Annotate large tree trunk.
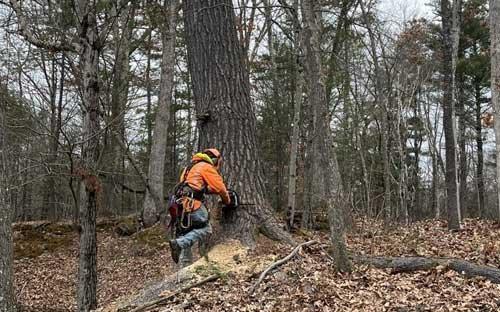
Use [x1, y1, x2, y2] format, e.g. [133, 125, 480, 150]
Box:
[142, 0, 179, 228]
[441, 0, 461, 230]
[76, 1, 100, 310]
[0, 97, 16, 312]
[301, 0, 351, 271]
[182, 0, 294, 247]
[491, 0, 500, 221]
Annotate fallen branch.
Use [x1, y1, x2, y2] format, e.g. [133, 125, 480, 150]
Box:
[249, 240, 317, 295]
[125, 274, 219, 312]
[353, 255, 500, 283]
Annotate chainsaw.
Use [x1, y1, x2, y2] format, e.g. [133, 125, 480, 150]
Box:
[223, 189, 255, 210]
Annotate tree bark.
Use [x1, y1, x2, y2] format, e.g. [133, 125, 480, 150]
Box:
[395, 76, 409, 224]
[43, 57, 60, 221]
[441, 0, 461, 230]
[0, 94, 16, 312]
[76, 1, 100, 309]
[474, 84, 485, 216]
[182, 0, 294, 247]
[286, 0, 303, 229]
[142, 0, 179, 228]
[491, 0, 500, 221]
[411, 83, 424, 220]
[456, 9, 467, 216]
[457, 77, 467, 215]
[301, 0, 351, 271]
[145, 35, 153, 159]
[354, 255, 500, 284]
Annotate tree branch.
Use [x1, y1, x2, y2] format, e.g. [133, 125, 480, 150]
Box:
[9, 0, 78, 52]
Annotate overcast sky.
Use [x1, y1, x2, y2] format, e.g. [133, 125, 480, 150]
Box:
[379, 0, 435, 23]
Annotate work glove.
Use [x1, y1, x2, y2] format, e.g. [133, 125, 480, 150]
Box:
[224, 189, 238, 210]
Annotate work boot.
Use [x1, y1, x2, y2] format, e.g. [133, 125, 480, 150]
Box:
[169, 239, 181, 263]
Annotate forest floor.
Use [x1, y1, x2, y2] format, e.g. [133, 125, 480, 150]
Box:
[13, 217, 500, 311]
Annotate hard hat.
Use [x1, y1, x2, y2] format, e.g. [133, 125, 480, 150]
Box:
[203, 148, 221, 159]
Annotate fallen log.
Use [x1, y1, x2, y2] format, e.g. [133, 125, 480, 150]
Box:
[127, 274, 219, 312]
[353, 255, 500, 283]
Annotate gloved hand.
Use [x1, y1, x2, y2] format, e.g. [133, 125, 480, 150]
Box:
[224, 190, 238, 210]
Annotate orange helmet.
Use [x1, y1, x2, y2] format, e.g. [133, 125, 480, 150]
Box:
[204, 148, 222, 168]
[203, 148, 221, 159]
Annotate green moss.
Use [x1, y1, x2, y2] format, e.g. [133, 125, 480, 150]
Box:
[45, 223, 74, 233]
[134, 225, 167, 249]
[14, 225, 74, 259]
[193, 262, 228, 280]
[96, 219, 120, 231]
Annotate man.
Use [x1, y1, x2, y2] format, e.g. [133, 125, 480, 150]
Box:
[169, 148, 231, 266]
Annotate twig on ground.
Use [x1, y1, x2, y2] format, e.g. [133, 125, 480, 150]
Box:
[318, 244, 335, 263]
[249, 240, 317, 295]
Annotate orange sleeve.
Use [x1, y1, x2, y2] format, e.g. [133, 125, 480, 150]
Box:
[179, 167, 187, 182]
[201, 165, 230, 204]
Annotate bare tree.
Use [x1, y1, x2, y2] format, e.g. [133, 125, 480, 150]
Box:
[102, 1, 136, 216]
[474, 83, 486, 215]
[441, 0, 462, 230]
[142, 0, 179, 227]
[8, 0, 122, 308]
[491, 0, 500, 220]
[0, 87, 16, 312]
[301, 0, 351, 271]
[285, 0, 303, 229]
[74, 0, 101, 308]
[359, 0, 392, 220]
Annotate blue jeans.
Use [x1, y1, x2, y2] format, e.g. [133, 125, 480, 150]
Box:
[175, 205, 211, 266]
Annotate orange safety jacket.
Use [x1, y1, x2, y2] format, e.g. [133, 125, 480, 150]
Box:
[179, 153, 230, 212]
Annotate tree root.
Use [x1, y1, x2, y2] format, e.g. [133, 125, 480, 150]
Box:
[259, 212, 297, 246]
[353, 255, 500, 283]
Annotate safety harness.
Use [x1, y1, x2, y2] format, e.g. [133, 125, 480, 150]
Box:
[167, 158, 249, 237]
[168, 161, 209, 236]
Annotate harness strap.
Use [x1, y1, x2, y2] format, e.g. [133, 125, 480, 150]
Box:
[180, 207, 192, 229]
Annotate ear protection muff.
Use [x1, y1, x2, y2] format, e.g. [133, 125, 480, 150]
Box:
[211, 157, 219, 166]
